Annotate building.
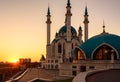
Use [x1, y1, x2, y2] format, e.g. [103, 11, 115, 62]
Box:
[19, 58, 31, 64]
[19, 58, 31, 69]
[40, 55, 46, 68]
[45, 0, 84, 70]
[43, 0, 120, 77]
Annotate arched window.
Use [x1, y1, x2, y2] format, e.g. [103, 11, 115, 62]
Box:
[74, 48, 85, 60]
[58, 43, 62, 53]
[78, 51, 85, 60]
[78, 51, 81, 60]
[93, 44, 117, 60]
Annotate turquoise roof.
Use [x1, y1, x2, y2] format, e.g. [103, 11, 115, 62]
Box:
[59, 25, 77, 34]
[78, 33, 120, 58]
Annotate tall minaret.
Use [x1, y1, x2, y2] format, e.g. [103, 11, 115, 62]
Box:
[83, 6, 89, 42]
[46, 7, 51, 58]
[65, 0, 72, 61]
[66, 0, 72, 41]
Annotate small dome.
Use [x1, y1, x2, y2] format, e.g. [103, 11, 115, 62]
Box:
[79, 26, 82, 31]
[58, 25, 77, 34]
[78, 33, 120, 58]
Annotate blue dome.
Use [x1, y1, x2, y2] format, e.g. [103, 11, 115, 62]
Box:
[78, 33, 120, 58]
[59, 25, 77, 34]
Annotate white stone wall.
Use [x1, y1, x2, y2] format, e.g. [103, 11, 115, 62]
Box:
[45, 58, 59, 69]
[59, 60, 120, 77]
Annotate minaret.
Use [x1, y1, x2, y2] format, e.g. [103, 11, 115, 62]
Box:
[65, 0, 72, 61]
[83, 6, 89, 42]
[46, 7, 51, 58]
[78, 26, 83, 44]
[66, 0, 72, 41]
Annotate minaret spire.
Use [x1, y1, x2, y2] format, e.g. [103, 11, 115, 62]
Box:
[85, 5, 88, 16]
[47, 6, 50, 16]
[101, 20, 109, 34]
[83, 5, 89, 42]
[103, 20, 106, 33]
[67, 0, 71, 6]
[46, 6, 52, 58]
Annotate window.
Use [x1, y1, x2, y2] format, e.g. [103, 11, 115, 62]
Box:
[72, 43, 74, 49]
[58, 44, 62, 53]
[72, 71, 77, 76]
[93, 44, 117, 60]
[51, 64, 54, 69]
[72, 66, 77, 68]
[51, 60, 54, 63]
[77, 51, 85, 60]
[89, 66, 95, 69]
[55, 60, 58, 63]
[55, 65, 58, 69]
[48, 65, 50, 69]
[80, 66, 86, 72]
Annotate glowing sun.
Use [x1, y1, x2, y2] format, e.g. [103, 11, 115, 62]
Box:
[12, 59, 18, 63]
[8, 57, 19, 63]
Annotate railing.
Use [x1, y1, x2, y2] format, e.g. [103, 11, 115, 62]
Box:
[6, 68, 29, 82]
[74, 60, 120, 64]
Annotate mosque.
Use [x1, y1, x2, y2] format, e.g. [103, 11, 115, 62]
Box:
[41, 0, 120, 77]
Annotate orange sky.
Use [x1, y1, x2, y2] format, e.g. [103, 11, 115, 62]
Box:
[0, 0, 120, 62]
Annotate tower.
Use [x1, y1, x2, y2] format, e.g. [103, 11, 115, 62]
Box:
[83, 6, 89, 42]
[65, 0, 72, 60]
[46, 7, 51, 58]
[66, 0, 72, 41]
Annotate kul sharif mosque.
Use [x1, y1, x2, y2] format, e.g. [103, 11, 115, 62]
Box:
[41, 0, 120, 77]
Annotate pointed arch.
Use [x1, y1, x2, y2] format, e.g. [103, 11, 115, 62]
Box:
[74, 48, 86, 60]
[91, 43, 119, 60]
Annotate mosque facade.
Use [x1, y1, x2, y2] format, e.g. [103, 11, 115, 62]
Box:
[42, 0, 120, 77]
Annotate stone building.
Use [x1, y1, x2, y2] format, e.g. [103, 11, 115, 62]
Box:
[43, 0, 120, 77]
[45, 0, 84, 69]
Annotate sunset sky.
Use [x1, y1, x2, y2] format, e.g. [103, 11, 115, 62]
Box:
[0, 0, 120, 62]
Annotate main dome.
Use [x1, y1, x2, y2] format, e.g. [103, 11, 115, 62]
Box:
[78, 33, 120, 58]
[58, 25, 77, 34]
